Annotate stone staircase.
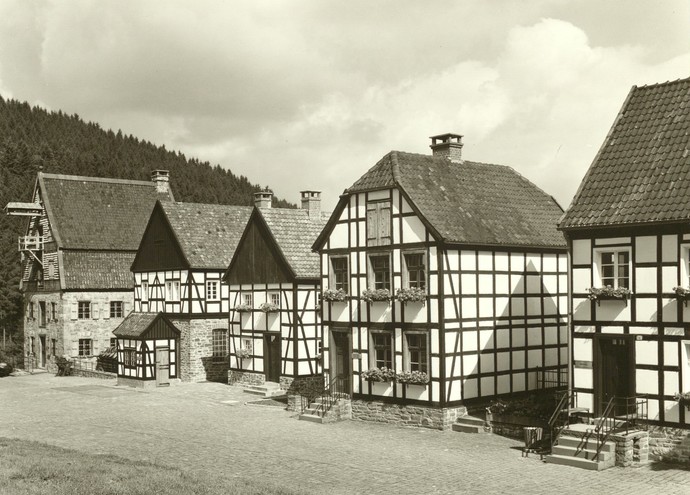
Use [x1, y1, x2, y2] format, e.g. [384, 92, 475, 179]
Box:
[452, 414, 487, 434]
[298, 397, 351, 424]
[544, 424, 617, 471]
[242, 382, 286, 398]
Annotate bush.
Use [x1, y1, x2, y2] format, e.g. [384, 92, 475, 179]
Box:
[0, 362, 13, 377]
[487, 394, 554, 421]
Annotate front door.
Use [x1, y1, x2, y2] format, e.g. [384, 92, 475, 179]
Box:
[331, 331, 351, 393]
[156, 347, 170, 387]
[39, 335, 46, 368]
[264, 333, 281, 382]
[596, 336, 634, 416]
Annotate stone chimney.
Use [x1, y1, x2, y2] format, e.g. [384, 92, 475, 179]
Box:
[429, 133, 463, 163]
[151, 170, 173, 198]
[300, 191, 321, 217]
[254, 190, 273, 209]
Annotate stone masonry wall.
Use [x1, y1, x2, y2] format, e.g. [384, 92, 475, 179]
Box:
[24, 291, 63, 373]
[351, 399, 467, 430]
[228, 370, 265, 386]
[171, 318, 228, 382]
[284, 375, 324, 412]
[648, 426, 690, 463]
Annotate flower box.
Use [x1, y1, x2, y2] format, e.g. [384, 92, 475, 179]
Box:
[361, 366, 396, 382]
[674, 392, 690, 410]
[673, 287, 690, 306]
[586, 286, 632, 306]
[235, 348, 251, 359]
[234, 304, 253, 313]
[361, 288, 391, 303]
[395, 287, 427, 304]
[395, 370, 430, 385]
[322, 289, 348, 302]
[258, 302, 279, 313]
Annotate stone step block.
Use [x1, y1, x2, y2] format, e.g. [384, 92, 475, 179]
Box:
[298, 413, 324, 424]
[543, 454, 604, 471]
[452, 423, 484, 434]
[557, 436, 615, 453]
[552, 445, 613, 462]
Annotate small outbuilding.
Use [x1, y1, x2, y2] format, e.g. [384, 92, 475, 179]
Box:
[113, 312, 180, 388]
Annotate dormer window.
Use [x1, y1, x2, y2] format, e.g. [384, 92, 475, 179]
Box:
[597, 249, 630, 289]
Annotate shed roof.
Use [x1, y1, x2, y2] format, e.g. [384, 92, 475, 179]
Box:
[113, 312, 180, 339]
[560, 77, 690, 229]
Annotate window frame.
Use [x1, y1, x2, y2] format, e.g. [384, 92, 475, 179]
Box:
[403, 331, 429, 374]
[123, 347, 136, 368]
[110, 301, 124, 319]
[366, 199, 392, 247]
[77, 301, 91, 320]
[78, 338, 92, 357]
[329, 256, 349, 293]
[369, 330, 393, 369]
[268, 292, 281, 307]
[38, 301, 46, 328]
[403, 251, 427, 290]
[368, 253, 392, 291]
[594, 247, 631, 289]
[242, 293, 253, 307]
[51, 302, 57, 322]
[141, 281, 149, 302]
[206, 280, 220, 302]
[212, 329, 228, 361]
[165, 280, 180, 302]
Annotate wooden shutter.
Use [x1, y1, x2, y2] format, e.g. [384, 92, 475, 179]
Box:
[379, 202, 391, 245]
[93, 302, 99, 320]
[70, 303, 78, 320]
[367, 203, 378, 246]
[103, 301, 110, 320]
[124, 301, 131, 316]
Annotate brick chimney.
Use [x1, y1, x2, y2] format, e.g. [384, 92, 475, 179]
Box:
[254, 190, 273, 209]
[429, 133, 463, 163]
[151, 170, 171, 195]
[300, 191, 321, 217]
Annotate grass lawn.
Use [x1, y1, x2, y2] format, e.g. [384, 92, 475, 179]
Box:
[0, 437, 299, 495]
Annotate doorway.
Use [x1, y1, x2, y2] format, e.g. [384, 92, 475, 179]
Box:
[156, 347, 170, 387]
[263, 333, 281, 383]
[39, 335, 46, 368]
[330, 330, 351, 393]
[595, 336, 635, 416]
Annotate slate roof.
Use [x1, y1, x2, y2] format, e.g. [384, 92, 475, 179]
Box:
[560, 77, 690, 229]
[258, 208, 329, 279]
[160, 202, 253, 269]
[40, 173, 173, 250]
[113, 312, 179, 338]
[340, 151, 565, 248]
[62, 251, 135, 290]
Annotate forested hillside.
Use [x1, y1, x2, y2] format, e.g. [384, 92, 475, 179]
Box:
[0, 96, 292, 346]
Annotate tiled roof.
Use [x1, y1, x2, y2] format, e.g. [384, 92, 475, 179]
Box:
[561, 77, 690, 229]
[258, 208, 329, 279]
[41, 173, 172, 250]
[161, 202, 253, 269]
[62, 251, 135, 290]
[345, 151, 565, 247]
[112, 312, 180, 338]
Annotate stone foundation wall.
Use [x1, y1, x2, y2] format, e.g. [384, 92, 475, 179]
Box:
[228, 370, 265, 386]
[610, 431, 649, 467]
[284, 375, 324, 412]
[72, 369, 116, 380]
[323, 399, 352, 423]
[351, 399, 467, 430]
[648, 426, 690, 463]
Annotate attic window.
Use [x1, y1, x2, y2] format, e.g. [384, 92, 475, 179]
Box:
[366, 200, 391, 247]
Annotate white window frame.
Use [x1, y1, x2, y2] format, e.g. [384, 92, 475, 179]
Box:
[368, 253, 392, 291]
[141, 281, 149, 302]
[329, 256, 349, 293]
[206, 280, 220, 301]
[369, 330, 393, 370]
[594, 247, 631, 289]
[78, 338, 92, 356]
[403, 330, 429, 373]
[165, 280, 180, 302]
[110, 301, 124, 319]
[241, 338, 253, 352]
[77, 301, 91, 320]
[268, 292, 281, 307]
[242, 293, 253, 307]
[212, 328, 228, 361]
[402, 251, 427, 290]
[681, 245, 690, 288]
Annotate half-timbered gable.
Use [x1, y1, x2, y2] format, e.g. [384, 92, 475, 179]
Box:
[130, 200, 252, 382]
[225, 192, 328, 396]
[313, 134, 568, 429]
[5, 171, 174, 373]
[560, 78, 690, 451]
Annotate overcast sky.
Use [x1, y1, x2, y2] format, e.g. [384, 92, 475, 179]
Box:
[0, 1, 688, 211]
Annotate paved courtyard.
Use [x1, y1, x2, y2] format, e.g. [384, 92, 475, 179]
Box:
[1, 374, 689, 494]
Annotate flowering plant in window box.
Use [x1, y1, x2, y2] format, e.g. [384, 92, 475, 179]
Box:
[361, 366, 396, 382]
[258, 302, 279, 313]
[322, 288, 348, 302]
[234, 303, 253, 312]
[674, 392, 690, 409]
[236, 348, 251, 359]
[672, 287, 690, 306]
[361, 288, 392, 303]
[395, 287, 427, 304]
[395, 370, 430, 385]
[586, 286, 632, 305]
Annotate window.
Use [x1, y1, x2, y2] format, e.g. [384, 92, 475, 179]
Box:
[371, 332, 393, 369]
[366, 200, 391, 246]
[123, 348, 136, 368]
[110, 338, 117, 348]
[141, 281, 149, 302]
[330, 257, 349, 293]
[212, 329, 228, 361]
[165, 281, 180, 302]
[242, 338, 253, 351]
[405, 332, 428, 373]
[29, 336, 35, 355]
[369, 254, 391, 290]
[39, 301, 46, 328]
[404, 252, 426, 289]
[110, 301, 124, 318]
[78, 339, 92, 356]
[599, 250, 630, 288]
[51, 302, 57, 321]
[51, 339, 57, 357]
[206, 280, 220, 301]
[269, 292, 280, 306]
[28, 302, 35, 320]
[78, 301, 91, 319]
[242, 293, 253, 307]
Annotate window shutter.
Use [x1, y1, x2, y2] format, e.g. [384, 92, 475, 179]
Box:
[379, 203, 391, 245]
[70, 303, 78, 320]
[93, 302, 99, 320]
[124, 301, 131, 316]
[103, 301, 110, 320]
[367, 204, 378, 246]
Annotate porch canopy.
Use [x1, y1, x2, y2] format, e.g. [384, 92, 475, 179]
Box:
[113, 312, 180, 340]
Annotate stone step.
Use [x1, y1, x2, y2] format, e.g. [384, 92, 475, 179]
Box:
[452, 423, 484, 434]
[303, 406, 325, 417]
[456, 415, 486, 427]
[543, 454, 604, 471]
[557, 435, 615, 453]
[552, 445, 613, 462]
[242, 384, 286, 398]
[298, 413, 324, 424]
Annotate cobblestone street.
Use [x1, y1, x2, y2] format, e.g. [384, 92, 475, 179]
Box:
[1, 374, 689, 494]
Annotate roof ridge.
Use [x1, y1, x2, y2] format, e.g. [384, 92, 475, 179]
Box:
[164, 201, 254, 210]
[40, 172, 155, 187]
[634, 76, 690, 90]
[390, 151, 401, 184]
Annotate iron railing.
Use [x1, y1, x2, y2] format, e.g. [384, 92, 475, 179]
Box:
[300, 374, 350, 417]
[537, 368, 568, 390]
[594, 396, 648, 460]
[548, 390, 578, 448]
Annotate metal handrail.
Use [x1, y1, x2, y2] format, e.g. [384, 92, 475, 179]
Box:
[300, 374, 350, 417]
[548, 390, 578, 448]
[593, 397, 616, 460]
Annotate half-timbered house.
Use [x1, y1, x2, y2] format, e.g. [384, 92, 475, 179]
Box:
[224, 191, 328, 400]
[127, 200, 252, 383]
[5, 171, 174, 372]
[559, 78, 690, 461]
[312, 134, 568, 429]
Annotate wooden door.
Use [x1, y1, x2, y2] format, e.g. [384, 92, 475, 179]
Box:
[331, 331, 351, 393]
[596, 337, 634, 416]
[156, 347, 170, 387]
[264, 334, 281, 383]
[39, 335, 46, 368]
